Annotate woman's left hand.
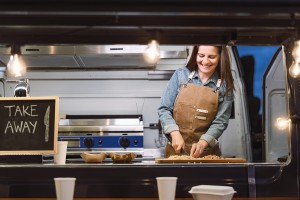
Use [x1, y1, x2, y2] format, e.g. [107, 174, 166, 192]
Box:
[190, 140, 209, 158]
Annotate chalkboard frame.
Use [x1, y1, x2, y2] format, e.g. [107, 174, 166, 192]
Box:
[0, 96, 59, 154]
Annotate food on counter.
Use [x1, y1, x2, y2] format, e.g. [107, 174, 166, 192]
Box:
[81, 152, 107, 163]
[167, 155, 193, 160]
[109, 152, 137, 163]
[201, 155, 225, 159]
[156, 155, 246, 163]
[167, 155, 225, 160]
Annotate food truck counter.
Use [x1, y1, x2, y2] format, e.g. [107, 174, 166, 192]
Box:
[0, 198, 297, 200]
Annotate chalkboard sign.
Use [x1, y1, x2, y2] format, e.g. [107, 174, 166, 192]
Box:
[0, 96, 59, 154]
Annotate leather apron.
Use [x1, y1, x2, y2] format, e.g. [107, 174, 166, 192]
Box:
[165, 71, 221, 158]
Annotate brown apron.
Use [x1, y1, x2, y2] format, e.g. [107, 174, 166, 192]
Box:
[165, 71, 221, 158]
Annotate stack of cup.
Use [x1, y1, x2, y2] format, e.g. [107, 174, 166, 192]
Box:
[54, 141, 68, 165]
[54, 177, 76, 200]
[156, 177, 178, 200]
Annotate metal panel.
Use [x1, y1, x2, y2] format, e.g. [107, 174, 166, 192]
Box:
[0, 45, 188, 69]
[218, 47, 252, 161]
[264, 49, 288, 163]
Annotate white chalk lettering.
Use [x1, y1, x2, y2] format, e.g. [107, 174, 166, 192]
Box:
[15, 106, 22, 116]
[29, 121, 37, 133]
[14, 121, 23, 133]
[30, 105, 38, 116]
[4, 121, 38, 134]
[22, 122, 30, 133]
[4, 105, 15, 117]
[4, 121, 14, 134]
[4, 105, 39, 117]
[22, 105, 30, 116]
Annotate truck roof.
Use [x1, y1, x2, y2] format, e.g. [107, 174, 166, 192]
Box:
[0, 0, 299, 45]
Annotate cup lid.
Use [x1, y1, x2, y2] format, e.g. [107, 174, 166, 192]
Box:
[156, 177, 178, 180]
[54, 177, 76, 181]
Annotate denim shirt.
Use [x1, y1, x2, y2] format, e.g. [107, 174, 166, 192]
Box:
[157, 67, 234, 147]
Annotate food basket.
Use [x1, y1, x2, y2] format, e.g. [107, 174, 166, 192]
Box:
[80, 152, 107, 163]
[109, 152, 137, 163]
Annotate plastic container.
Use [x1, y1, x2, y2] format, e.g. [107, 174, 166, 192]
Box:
[189, 185, 236, 200]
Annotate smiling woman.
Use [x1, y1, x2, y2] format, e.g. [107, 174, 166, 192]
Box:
[158, 45, 234, 158]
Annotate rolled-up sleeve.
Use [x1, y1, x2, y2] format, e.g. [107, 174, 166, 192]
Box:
[157, 69, 182, 134]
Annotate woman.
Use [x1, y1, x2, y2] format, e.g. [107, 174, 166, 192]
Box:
[158, 45, 234, 158]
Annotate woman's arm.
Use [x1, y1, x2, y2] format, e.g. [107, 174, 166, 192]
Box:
[200, 91, 234, 147]
[157, 69, 182, 134]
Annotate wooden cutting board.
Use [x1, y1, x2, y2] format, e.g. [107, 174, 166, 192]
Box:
[155, 157, 246, 163]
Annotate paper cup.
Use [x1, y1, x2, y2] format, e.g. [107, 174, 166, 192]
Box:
[54, 177, 76, 200]
[156, 177, 177, 200]
[54, 141, 68, 165]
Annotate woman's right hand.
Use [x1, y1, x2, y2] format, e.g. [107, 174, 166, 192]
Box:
[170, 131, 185, 153]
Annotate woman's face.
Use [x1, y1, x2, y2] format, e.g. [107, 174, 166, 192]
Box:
[196, 46, 220, 77]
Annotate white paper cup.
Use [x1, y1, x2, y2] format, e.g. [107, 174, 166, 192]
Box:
[54, 177, 76, 200]
[54, 141, 68, 164]
[156, 177, 177, 200]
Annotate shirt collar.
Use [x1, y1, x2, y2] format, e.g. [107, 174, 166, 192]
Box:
[194, 70, 219, 85]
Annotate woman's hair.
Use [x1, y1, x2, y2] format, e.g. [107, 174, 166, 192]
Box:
[186, 45, 235, 95]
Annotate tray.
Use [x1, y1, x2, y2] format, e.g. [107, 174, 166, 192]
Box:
[155, 157, 246, 163]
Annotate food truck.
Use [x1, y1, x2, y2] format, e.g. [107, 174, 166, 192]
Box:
[0, 0, 298, 199]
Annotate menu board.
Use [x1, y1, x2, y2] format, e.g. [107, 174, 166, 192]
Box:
[0, 96, 59, 154]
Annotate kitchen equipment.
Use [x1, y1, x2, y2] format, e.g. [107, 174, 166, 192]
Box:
[189, 185, 236, 200]
[58, 115, 144, 156]
[14, 80, 30, 97]
[0, 45, 188, 70]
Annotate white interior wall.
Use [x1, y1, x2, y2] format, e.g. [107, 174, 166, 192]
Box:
[4, 71, 168, 148]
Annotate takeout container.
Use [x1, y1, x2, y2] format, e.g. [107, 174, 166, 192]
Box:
[189, 185, 236, 200]
[80, 152, 107, 163]
[109, 152, 137, 163]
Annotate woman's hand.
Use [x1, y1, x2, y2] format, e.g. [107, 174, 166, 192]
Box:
[170, 131, 185, 153]
[190, 139, 209, 158]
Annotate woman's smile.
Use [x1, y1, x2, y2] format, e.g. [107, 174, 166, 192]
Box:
[197, 46, 220, 82]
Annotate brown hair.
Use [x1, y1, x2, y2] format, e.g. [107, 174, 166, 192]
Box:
[186, 45, 235, 95]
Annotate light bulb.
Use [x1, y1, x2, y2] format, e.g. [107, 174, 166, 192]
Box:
[289, 58, 300, 78]
[275, 117, 291, 130]
[7, 54, 26, 78]
[290, 41, 300, 78]
[143, 40, 160, 64]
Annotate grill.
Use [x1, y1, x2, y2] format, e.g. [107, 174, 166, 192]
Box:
[58, 115, 144, 156]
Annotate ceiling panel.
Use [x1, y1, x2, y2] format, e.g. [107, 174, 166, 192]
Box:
[0, 0, 298, 45]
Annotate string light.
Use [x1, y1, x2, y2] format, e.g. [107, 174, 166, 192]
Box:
[289, 58, 300, 78]
[6, 44, 26, 78]
[275, 117, 291, 130]
[143, 40, 160, 64]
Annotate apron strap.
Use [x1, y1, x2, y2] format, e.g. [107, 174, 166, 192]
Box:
[213, 79, 222, 93]
[183, 71, 196, 87]
[184, 71, 222, 93]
